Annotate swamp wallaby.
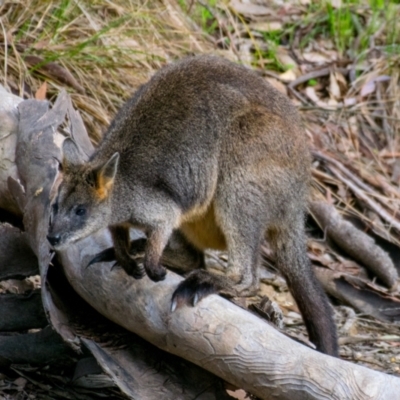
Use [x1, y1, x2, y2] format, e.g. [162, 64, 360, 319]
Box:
[47, 55, 338, 356]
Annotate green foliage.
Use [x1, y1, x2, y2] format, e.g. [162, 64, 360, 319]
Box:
[178, 0, 219, 34]
[299, 0, 400, 56]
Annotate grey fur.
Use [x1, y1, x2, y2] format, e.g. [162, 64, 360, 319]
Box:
[48, 55, 338, 356]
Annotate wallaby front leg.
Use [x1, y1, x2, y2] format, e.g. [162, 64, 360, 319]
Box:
[110, 224, 145, 279]
[144, 225, 173, 281]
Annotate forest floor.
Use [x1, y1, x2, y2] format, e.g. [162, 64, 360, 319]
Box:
[1, 0, 400, 399]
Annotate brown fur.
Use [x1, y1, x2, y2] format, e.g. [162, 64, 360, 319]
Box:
[180, 203, 226, 251]
[48, 55, 338, 356]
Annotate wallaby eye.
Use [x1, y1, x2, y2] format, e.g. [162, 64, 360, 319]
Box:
[76, 207, 86, 216]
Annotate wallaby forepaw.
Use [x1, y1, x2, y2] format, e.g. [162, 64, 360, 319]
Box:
[170, 270, 219, 312]
[128, 238, 147, 256]
[126, 264, 146, 279]
[115, 258, 145, 279]
[146, 264, 167, 282]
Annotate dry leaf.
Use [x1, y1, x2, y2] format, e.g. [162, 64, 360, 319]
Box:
[14, 377, 27, 389]
[276, 48, 298, 72]
[344, 97, 357, 106]
[331, 0, 342, 8]
[305, 86, 321, 103]
[302, 52, 330, 64]
[230, 0, 272, 16]
[329, 72, 341, 100]
[360, 75, 390, 97]
[35, 81, 47, 100]
[250, 21, 283, 32]
[360, 80, 377, 97]
[33, 39, 50, 50]
[279, 69, 296, 82]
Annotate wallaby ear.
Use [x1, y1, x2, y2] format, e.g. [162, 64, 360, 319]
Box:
[93, 152, 120, 200]
[62, 138, 84, 168]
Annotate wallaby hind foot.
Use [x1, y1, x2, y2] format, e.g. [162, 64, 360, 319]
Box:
[171, 269, 258, 312]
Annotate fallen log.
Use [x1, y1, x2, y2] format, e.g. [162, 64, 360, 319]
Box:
[310, 201, 399, 288]
[2, 87, 400, 399]
[60, 232, 400, 400]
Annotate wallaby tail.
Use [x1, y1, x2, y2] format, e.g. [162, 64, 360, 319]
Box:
[269, 220, 338, 357]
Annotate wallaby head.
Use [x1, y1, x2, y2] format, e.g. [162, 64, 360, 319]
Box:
[47, 139, 119, 249]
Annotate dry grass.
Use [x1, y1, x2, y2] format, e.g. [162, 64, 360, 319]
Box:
[0, 0, 215, 141]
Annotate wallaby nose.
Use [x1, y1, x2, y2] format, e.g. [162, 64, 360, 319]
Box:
[47, 234, 61, 247]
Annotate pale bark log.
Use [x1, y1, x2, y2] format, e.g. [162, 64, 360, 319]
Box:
[2, 86, 400, 399]
[59, 235, 400, 400]
[310, 201, 398, 288]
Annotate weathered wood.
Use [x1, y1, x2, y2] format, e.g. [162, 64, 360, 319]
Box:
[2, 87, 400, 399]
[0, 326, 74, 367]
[311, 201, 398, 288]
[0, 224, 39, 280]
[0, 290, 47, 331]
[59, 233, 400, 400]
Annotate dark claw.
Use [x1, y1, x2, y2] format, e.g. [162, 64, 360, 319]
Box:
[86, 247, 115, 269]
[86, 238, 147, 269]
[110, 261, 121, 271]
[128, 265, 146, 279]
[170, 271, 219, 312]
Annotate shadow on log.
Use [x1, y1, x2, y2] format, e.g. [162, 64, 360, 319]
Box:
[0, 290, 47, 331]
[0, 326, 74, 368]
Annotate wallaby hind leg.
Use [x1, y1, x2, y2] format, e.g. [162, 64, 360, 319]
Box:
[268, 214, 338, 357]
[162, 230, 205, 273]
[172, 188, 264, 309]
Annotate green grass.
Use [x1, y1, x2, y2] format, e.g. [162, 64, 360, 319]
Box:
[1, 0, 210, 140]
[299, 0, 400, 57]
[251, 0, 400, 68]
[178, 0, 219, 35]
